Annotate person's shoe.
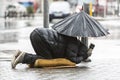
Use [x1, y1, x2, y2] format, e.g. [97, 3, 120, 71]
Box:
[87, 43, 95, 57]
[11, 50, 21, 68]
[11, 52, 26, 69]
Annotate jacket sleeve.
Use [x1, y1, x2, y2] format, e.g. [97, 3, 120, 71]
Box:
[66, 43, 83, 64]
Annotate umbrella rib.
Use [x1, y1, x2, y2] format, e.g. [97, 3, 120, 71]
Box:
[91, 19, 108, 36]
[70, 13, 80, 36]
[63, 15, 77, 35]
[85, 13, 108, 37]
[83, 13, 87, 37]
[52, 13, 78, 34]
[86, 16, 98, 36]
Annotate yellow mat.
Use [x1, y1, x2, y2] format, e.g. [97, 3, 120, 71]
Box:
[29, 58, 76, 68]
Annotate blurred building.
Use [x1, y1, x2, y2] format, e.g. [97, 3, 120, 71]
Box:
[0, 0, 22, 17]
[95, 0, 120, 16]
[0, 0, 10, 17]
[36, 0, 70, 13]
[17, 0, 38, 13]
[0, 0, 119, 17]
[67, 0, 119, 17]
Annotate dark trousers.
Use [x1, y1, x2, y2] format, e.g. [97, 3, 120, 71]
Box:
[30, 29, 52, 59]
[22, 30, 52, 64]
[22, 53, 43, 64]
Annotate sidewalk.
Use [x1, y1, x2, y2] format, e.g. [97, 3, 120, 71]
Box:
[0, 58, 120, 80]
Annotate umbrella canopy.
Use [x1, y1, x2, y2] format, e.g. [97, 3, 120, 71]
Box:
[52, 11, 109, 37]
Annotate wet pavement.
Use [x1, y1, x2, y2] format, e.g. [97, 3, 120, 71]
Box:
[0, 15, 120, 80]
[1, 58, 120, 80]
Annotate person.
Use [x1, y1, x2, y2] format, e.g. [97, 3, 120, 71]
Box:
[11, 28, 95, 69]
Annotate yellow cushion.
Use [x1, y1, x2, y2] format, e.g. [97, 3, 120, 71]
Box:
[33, 58, 76, 68]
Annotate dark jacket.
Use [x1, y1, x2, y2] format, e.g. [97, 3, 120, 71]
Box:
[31, 28, 88, 64]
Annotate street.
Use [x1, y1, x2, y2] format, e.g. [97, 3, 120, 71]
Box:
[0, 14, 120, 80]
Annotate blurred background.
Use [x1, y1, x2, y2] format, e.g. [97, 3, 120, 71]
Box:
[0, 0, 120, 18]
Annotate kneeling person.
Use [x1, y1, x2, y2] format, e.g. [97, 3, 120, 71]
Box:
[11, 28, 95, 69]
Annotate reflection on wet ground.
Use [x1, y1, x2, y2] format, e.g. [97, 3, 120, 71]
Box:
[0, 32, 18, 43]
[1, 58, 120, 80]
[0, 18, 35, 43]
[0, 19, 17, 43]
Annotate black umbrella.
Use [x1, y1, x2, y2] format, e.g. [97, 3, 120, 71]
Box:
[51, 11, 109, 37]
